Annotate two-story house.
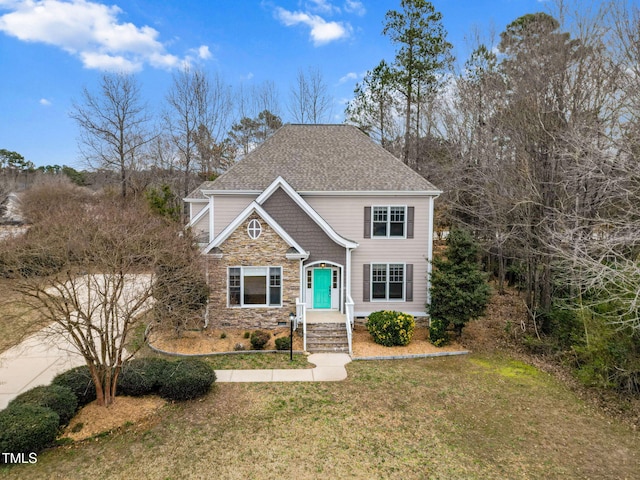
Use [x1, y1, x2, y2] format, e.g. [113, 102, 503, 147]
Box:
[185, 124, 441, 352]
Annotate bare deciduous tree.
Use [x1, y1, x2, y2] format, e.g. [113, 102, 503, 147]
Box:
[70, 73, 152, 200]
[3, 189, 206, 407]
[288, 67, 333, 124]
[164, 67, 234, 197]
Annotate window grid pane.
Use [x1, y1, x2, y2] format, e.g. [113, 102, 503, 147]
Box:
[389, 206, 405, 236]
[373, 207, 387, 222]
[269, 267, 281, 287]
[269, 267, 282, 306]
[389, 264, 404, 283]
[372, 265, 387, 282]
[229, 268, 241, 306]
[372, 264, 387, 299]
[371, 264, 405, 301]
[390, 207, 405, 222]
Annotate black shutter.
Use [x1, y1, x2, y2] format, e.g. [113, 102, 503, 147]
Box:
[364, 206, 371, 239]
[363, 264, 370, 302]
[405, 264, 413, 301]
[407, 207, 414, 239]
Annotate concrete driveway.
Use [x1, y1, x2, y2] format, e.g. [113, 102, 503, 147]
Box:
[0, 326, 85, 410]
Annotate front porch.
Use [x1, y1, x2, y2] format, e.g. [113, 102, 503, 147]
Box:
[306, 310, 345, 323]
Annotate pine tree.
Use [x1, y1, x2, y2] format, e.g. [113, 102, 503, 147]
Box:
[428, 228, 491, 343]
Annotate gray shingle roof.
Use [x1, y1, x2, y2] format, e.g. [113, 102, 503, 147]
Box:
[187, 124, 440, 199]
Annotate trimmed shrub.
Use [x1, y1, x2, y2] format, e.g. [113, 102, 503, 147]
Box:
[366, 310, 415, 347]
[158, 358, 216, 401]
[275, 336, 291, 351]
[0, 404, 59, 458]
[117, 358, 171, 397]
[52, 366, 97, 407]
[429, 317, 449, 347]
[9, 384, 77, 426]
[250, 330, 270, 350]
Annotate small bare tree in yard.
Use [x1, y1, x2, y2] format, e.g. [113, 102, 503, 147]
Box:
[2, 185, 206, 407]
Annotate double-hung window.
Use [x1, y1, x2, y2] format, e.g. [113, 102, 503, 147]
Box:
[228, 266, 282, 307]
[371, 263, 405, 301]
[372, 206, 406, 238]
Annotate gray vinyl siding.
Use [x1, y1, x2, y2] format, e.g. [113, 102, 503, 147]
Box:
[262, 188, 346, 267]
[305, 194, 433, 315]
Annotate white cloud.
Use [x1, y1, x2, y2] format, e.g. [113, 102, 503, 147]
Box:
[338, 71, 357, 84]
[343, 0, 365, 16]
[197, 45, 211, 60]
[275, 6, 350, 46]
[0, 0, 207, 72]
[306, 0, 338, 15]
[39, 98, 52, 106]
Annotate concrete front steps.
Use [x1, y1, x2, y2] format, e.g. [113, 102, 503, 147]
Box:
[306, 322, 349, 353]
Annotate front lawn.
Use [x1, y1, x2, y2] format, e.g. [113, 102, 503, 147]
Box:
[2, 353, 638, 479]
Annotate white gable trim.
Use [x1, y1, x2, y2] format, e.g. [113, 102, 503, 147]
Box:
[203, 202, 308, 257]
[255, 176, 359, 249]
[186, 202, 209, 229]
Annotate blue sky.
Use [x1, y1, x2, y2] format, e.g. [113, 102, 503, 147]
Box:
[0, 0, 551, 168]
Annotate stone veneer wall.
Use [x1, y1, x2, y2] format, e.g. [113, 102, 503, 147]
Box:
[205, 213, 300, 330]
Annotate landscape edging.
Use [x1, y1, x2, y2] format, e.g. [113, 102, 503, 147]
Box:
[351, 350, 470, 361]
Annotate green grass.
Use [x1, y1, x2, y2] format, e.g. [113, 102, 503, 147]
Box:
[141, 349, 313, 370]
[199, 352, 312, 370]
[2, 353, 638, 479]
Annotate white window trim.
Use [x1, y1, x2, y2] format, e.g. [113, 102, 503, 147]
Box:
[228, 266, 283, 308]
[247, 219, 262, 239]
[371, 205, 407, 239]
[370, 262, 406, 302]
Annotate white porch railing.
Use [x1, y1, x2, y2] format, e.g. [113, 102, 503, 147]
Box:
[296, 298, 307, 352]
[345, 294, 355, 355]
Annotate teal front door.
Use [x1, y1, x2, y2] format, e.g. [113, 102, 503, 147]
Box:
[313, 269, 331, 309]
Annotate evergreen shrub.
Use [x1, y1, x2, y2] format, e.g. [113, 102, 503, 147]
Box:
[117, 358, 171, 397]
[275, 336, 291, 351]
[366, 310, 415, 347]
[428, 317, 449, 347]
[0, 404, 59, 458]
[52, 366, 96, 407]
[250, 330, 271, 350]
[158, 359, 216, 401]
[9, 384, 77, 426]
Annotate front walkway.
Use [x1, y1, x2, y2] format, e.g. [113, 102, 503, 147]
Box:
[0, 329, 351, 410]
[215, 353, 350, 382]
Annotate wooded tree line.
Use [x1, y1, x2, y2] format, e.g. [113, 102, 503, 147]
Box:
[346, 0, 640, 392]
[67, 65, 335, 205]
